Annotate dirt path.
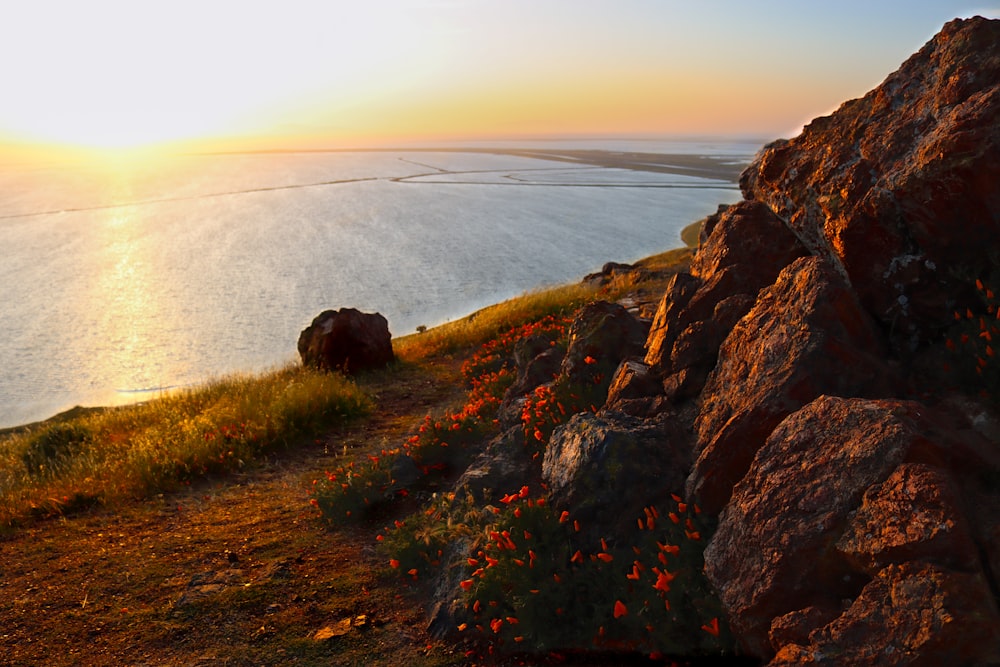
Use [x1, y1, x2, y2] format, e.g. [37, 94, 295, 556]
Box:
[0, 359, 471, 666]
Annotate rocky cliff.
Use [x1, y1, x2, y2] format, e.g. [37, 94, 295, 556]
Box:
[642, 16, 1000, 663]
[416, 16, 1000, 664]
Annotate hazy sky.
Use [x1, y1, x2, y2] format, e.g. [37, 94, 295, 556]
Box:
[1, 1, 996, 153]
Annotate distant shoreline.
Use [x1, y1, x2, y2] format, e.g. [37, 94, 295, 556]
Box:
[195, 147, 748, 184]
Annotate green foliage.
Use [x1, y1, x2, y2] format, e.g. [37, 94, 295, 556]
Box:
[520, 351, 616, 456]
[311, 447, 403, 524]
[377, 487, 734, 658]
[312, 315, 570, 525]
[454, 492, 733, 656]
[366, 307, 735, 659]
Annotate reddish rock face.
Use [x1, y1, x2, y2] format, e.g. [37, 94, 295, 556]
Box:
[703, 396, 936, 657]
[689, 200, 807, 287]
[643, 200, 807, 392]
[835, 463, 980, 574]
[644, 271, 701, 371]
[769, 562, 1000, 666]
[689, 256, 892, 514]
[741, 17, 1000, 350]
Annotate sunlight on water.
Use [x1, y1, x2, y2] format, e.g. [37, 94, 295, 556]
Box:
[0, 145, 755, 427]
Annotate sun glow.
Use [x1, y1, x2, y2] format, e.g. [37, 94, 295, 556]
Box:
[0, 2, 981, 156]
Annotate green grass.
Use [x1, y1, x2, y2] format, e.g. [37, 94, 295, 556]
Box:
[0, 364, 370, 526]
[680, 217, 704, 249]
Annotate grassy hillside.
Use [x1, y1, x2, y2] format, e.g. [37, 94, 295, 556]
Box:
[0, 229, 698, 530]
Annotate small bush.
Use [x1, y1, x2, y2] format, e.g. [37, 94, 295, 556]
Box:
[311, 447, 403, 523]
[21, 422, 93, 475]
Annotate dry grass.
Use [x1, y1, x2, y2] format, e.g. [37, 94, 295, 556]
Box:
[0, 365, 370, 527]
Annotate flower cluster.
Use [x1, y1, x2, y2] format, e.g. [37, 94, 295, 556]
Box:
[452, 490, 732, 657]
[402, 368, 513, 474]
[520, 353, 613, 455]
[312, 316, 569, 525]
[460, 315, 570, 382]
[310, 447, 402, 522]
[945, 278, 1000, 403]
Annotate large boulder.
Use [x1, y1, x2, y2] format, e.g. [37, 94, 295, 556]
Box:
[560, 301, 648, 382]
[688, 256, 893, 514]
[769, 562, 1000, 666]
[704, 396, 934, 656]
[542, 410, 691, 543]
[297, 308, 394, 374]
[741, 17, 1000, 351]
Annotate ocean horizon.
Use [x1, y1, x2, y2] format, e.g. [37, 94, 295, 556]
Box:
[0, 139, 758, 428]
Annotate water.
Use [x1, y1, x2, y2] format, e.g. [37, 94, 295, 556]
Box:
[0, 140, 756, 427]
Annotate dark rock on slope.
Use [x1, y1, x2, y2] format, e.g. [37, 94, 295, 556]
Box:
[298, 308, 394, 374]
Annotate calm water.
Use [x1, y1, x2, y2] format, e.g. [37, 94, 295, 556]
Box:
[0, 140, 756, 427]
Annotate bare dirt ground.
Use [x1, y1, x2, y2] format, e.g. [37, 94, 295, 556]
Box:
[0, 359, 473, 666]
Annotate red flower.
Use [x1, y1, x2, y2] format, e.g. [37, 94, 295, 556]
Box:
[613, 600, 628, 618]
[702, 617, 720, 636]
[653, 569, 675, 593]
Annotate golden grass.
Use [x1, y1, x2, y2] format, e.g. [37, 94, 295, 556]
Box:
[394, 282, 600, 361]
[0, 365, 369, 526]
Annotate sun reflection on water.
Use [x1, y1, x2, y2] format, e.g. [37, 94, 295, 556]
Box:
[85, 208, 187, 406]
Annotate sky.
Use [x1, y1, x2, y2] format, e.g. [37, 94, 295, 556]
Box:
[0, 0, 996, 156]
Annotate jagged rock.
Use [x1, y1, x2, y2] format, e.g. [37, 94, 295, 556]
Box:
[582, 261, 636, 286]
[688, 256, 893, 514]
[704, 396, 940, 658]
[426, 538, 475, 640]
[605, 359, 660, 404]
[506, 344, 562, 402]
[768, 605, 843, 655]
[835, 463, 980, 574]
[689, 200, 808, 292]
[450, 426, 538, 504]
[769, 562, 1000, 666]
[542, 411, 690, 542]
[644, 272, 702, 371]
[297, 308, 394, 374]
[560, 301, 648, 381]
[313, 615, 371, 641]
[741, 17, 1000, 351]
[644, 201, 806, 381]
